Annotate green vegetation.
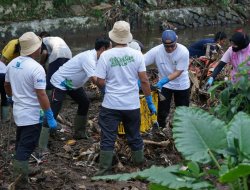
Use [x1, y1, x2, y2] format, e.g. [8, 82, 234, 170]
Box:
[209, 56, 250, 123]
[92, 59, 250, 189]
[93, 107, 250, 189]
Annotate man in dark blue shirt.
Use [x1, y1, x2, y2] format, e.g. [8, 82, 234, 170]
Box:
[189, 32, 227, 58]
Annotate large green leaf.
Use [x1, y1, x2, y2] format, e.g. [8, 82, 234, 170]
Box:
[219, 163, 250, 182]
[173, 107, 227, 163]
[227, 112, 250, 157]
[92, 165, 212, 189]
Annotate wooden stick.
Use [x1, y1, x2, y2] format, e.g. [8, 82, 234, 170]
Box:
[8, 174, 22, 190]
[143, 139, 170, 147]
[57, 114, 73, 127]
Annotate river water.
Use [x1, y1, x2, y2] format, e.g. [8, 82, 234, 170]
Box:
[62, 24, 250, 56]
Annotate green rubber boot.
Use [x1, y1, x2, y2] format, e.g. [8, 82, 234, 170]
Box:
[1, 106, 10, 122]
[95, 150, 113, 176]
[131, 149, 144, 166]
[11, 159, 30, 189]
[73, 115, 89, 140]
[38, 127, 50, 154]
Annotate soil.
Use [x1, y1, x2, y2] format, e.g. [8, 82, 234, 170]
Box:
[0, 70, 182, 190]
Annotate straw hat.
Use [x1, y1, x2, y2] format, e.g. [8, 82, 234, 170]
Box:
[19, 32, 42, 56]
[109, 21, 133, 44]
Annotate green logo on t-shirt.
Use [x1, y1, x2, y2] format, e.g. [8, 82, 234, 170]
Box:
[60, 79, 73, 90]
[110, 55, 135, 67]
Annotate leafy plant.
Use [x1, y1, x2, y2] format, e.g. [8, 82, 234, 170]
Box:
[92, 107, 250, 190]
[209, 56, 250, 123]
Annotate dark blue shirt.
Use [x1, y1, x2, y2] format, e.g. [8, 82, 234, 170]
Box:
[188, 38, 215, 57]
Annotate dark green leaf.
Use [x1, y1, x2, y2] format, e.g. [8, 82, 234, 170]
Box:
[219, 163, 250, 182]
[228, 112, 250, 157]
[173, 107, 227, 163]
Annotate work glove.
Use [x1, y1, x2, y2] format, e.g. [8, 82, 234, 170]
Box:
[44, 108, 57, 129]
[205, 77, 214, 90]
[6, 95, 13, 105]
[145, 95, 157, 114]
[156, 77, 169, 90]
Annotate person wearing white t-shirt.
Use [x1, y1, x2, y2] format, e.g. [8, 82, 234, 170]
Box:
[38, 37, 112, 152]
[4, 32, 57, 189]
[95, 21, 157, 176]
[39, 32, 72, 90]
[144, 30, 190, 128]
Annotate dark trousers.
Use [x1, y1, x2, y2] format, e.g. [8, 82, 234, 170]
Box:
[98, 106, 143, 151]
[158, 87, 190, 128]
[15, 123, 42, 161]
[49, 87, 89, 120]
[46, 58, 69, 90]
[0, 73, 8, 106]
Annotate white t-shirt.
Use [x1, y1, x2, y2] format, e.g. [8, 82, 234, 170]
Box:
[43, 37, 72, 64]
[0, 61, 6, 73]
[51, 49, 97, 90]
[144, 44, 190, 90]
[5, 56, 46, 126]
[95, 47, 146, 110]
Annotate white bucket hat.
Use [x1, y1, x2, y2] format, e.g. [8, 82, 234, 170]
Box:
[19, 32, 42, 56]
[109, 21, 133, 44]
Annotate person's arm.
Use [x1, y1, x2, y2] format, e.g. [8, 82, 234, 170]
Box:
[36, 89, 57, 128]
[90, 76, 97, 85]
[138, 71, 151, 96]
[168, 70, 183, 80]
[96, 78, 105, 88]
[139, 71, 157, 114]
[40, 49, 48, 69]
[4, 82, 12, 97]
[35, 89, 50, 110]
[211, 61, 227, 79]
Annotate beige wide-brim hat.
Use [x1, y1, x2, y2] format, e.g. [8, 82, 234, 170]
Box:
[109, 21, 133, 44]
[19, 32, 42, 56]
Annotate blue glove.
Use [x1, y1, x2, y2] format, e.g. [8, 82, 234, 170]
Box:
[205, 77, 214, 89]
[145, 95, 157, 114]
[157, 77, 169, 90]
[44, 108, 57, 129]
[6, 95, 13, 105]
[138, 80, 141, 88]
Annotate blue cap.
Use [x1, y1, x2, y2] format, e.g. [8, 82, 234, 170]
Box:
[162, 30, 177, 44]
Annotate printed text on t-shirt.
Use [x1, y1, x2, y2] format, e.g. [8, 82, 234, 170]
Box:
[110, 55, 135, 67]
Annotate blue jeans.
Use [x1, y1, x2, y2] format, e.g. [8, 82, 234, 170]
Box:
[15, 123, 42, 161]
[98, 106, 143, 151]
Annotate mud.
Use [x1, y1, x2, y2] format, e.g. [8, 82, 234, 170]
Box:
[0, 75, 181, 190]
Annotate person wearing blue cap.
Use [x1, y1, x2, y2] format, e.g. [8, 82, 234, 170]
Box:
[144, 30, 190, 128]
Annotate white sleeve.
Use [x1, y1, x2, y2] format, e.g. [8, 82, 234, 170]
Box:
[176, 50, 189, 71]
[144, 47, 157, 67]
[220, 47, 232, 64]
[95, 55, 107, 79]
[33, 66, 46, 89]
[138, 53, 146, 72]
